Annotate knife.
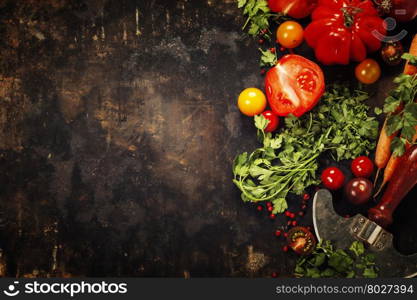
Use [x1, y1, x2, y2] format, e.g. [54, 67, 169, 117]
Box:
[313, 189, 417, 278]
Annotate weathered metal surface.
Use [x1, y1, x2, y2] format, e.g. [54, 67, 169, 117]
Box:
[0, 0, 416, 277]
[313, 190, 417, 278]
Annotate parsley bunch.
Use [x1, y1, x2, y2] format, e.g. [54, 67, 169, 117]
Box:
[383, 73, 417, 157]
[237, 0, 283, 38]
[232, 86, 378, 213]
[295, 241, 378, 278]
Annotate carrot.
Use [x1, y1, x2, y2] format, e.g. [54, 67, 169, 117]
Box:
[404, 34, 417, 75]
[374, 34, 417, 188]
[373, 119, 397, 185]
[375, 129, 417, 197]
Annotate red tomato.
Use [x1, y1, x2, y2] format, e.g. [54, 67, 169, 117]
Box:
[304, 0, 386, 65]
[375, 0, 417, 22]
[268, 0, 318, 19]
[345, 178, 373, 205]
[287, 227, 316, 256]
[321, 167, 345, 190]
[351, 156, 374, 178]
[265, 55, 325, 117]
[389, 0, 417, 22]
[262, 110, 280, 132]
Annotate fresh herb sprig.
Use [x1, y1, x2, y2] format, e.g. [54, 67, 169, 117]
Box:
[402, 53, 417, 67]
[295, 240, 378, 278]
[232, 86, 378, 213]
[259, 48, 277, 67]
[237, 0, 284, 38]
[383, 74, 417, 157]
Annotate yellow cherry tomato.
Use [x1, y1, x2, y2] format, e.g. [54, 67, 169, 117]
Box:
[355, 59, 381, 84]
[276, 21, 304, 49]
[237, 88, 267, 117]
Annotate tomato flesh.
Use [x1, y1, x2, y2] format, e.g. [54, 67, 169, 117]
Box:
[287, 227, 317, 256]
[265, 55, 325, 117]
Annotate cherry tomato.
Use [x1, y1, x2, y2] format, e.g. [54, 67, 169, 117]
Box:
[321, 167, 345, 190]
[345, 178, 373, 205]
[268, 0, 318, 19]
[355, 59, 381, 85]
[276, 21, 304, 49]
[351, 156, 374, 178]
[375, 0, 417, 22]
[265, 55, 325, 117]
[237, 88, 267, 117]
[261, 110, 280, 132]
[381, 41, 404, 66]
[287, 226, 316, 256]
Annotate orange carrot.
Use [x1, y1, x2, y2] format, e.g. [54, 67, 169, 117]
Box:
[404, 34, 417, 75]
[375, 129, 417, 197]
[375, 119, 396, 169]
[374, 34, 417, 189]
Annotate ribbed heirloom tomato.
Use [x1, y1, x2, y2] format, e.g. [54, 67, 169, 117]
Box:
[304, 0, 387, 65]
[265, 55, 325, 117]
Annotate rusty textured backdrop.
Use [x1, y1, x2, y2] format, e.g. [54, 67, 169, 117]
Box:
[0, 0, 416, 277]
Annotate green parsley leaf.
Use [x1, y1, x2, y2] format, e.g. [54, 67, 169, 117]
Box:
[259, 48, 277, 67]
[402, 53, 417, 67]
[254, 114, 269, 131]
[349, 241, 365, 257]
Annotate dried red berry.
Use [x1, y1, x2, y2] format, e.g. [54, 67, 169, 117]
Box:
[285, 211, 291, 217]
[256, 205, 263, 212]
[284, 232, 288, 238]
[292, 220, 297, 226]
[267, 206, 273, 212]
[290, 213, 296, 219]
[287, 220, 292, 226]
[298, 211, 305, 217]
[269, 47, 276, 54]
[266, 202, 272, 207]
[269, 213, 276, 220]
[274, 230, 282, 237]
[258, 39, 264, 44]
[303, 193, 310, 201]
[280, 47, 286, 52]
[301, 204, 307, 210]
[282, 245, 289, 252]
[271, 272, 278, 278]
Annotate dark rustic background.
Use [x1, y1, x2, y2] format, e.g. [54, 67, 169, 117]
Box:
[0, 0, 416, 277]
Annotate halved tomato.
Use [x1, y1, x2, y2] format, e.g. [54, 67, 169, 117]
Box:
[264, 55, 325, 117]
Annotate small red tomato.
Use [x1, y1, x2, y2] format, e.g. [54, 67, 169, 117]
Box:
[321, 167, 345, 190]
[351, 156, 374, 178]
[345, 178, 373, 205]
[286, 227, 316, 255]
[262, 110, 280, 132]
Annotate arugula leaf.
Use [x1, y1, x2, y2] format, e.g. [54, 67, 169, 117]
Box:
[402, 53, 417, 67]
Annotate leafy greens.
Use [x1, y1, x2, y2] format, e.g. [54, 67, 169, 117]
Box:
[233, 86, 378, 213]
